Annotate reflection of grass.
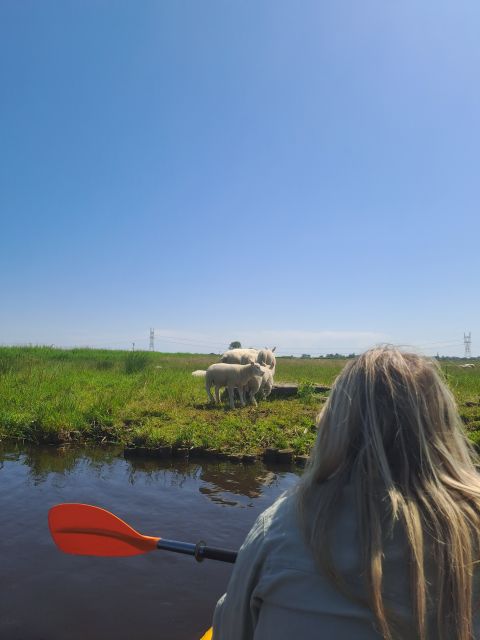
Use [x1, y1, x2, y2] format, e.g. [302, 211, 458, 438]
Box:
[1, 347, 480, 455]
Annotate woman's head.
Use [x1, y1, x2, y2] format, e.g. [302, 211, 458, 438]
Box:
[309, 345, 475, 491]
[298, 346, 480, 640]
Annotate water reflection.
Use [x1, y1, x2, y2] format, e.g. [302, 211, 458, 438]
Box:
[0, 443, 300, 640]
[125, 455, 202, 488]
[199, 463, 281, 507]
[2, 443, 124, 485]
[0, 444, 300, 507]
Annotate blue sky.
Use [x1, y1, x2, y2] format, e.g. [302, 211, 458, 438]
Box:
[1, 1, 479, 356]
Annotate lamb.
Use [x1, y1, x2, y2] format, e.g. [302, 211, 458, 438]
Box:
[459, 364, 475, 369]
[205, 361, 264, 409]
[244, 365, 274, 406]
[259, 366, 274, 397]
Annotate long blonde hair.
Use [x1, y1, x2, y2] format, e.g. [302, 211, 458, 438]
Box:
[298, 346, 480, 640]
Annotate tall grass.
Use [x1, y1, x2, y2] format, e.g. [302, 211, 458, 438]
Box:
[0, 347, 479, 454]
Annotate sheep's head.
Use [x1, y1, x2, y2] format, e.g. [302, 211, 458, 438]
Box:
[251, 362, 264, 376]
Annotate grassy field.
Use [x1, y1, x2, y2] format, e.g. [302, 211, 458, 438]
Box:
[1, 347, 480, 457]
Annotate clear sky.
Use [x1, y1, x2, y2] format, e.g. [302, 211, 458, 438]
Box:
[1, 1, 479, 356]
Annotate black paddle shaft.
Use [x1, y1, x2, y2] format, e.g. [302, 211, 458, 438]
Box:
[157, 538, 237, 564]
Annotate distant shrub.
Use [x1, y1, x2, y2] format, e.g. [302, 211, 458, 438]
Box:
[96, 359, 114, 371]
[298, 381, 316, 400]
[0, 351, 24, 374]
[48, 350, 72, 361]
[0, 356, 13, 375]
[124, 352, 149, 374]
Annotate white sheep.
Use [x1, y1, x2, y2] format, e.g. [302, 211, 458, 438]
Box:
[260, 366, 274, 397]
[205, 361, 264, 409]
[220, 348, 259, 365]
[257, 347, 276, 372]
[221, 346, 277, 371]
[244, 365, 274, 406]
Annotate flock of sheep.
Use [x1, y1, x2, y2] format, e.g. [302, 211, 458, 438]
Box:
[192, 347, 277, 409]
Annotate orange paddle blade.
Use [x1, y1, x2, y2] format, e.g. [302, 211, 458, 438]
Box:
[48, 504, 160, 557]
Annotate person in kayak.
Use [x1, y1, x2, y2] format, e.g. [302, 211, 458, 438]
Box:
[211, 345, 480, 640]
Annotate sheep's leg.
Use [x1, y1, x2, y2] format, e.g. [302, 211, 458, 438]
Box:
[245, 386, 256, 406]
[238, 386, 246, 407]
[215, 386, 221, 404]
[206, 380, 215, 403]
[227, 386, 235, 409]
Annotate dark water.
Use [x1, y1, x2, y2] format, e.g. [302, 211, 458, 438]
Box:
[0, 444, 300, 640]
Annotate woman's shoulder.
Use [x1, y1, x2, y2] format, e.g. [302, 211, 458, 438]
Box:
[257, 483, 361, 573]
[260, 489, 299, 532]
[256, 490, 312, 568]
[261, 483, 356, 536]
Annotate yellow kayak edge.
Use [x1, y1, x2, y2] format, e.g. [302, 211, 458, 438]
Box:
[200, 628, 212, 640]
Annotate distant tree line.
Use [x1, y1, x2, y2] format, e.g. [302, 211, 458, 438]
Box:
[435, 355, 479, 361]
[279, 353, 357, 360]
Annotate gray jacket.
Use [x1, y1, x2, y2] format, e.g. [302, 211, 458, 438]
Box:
[212, 485, 480, 640]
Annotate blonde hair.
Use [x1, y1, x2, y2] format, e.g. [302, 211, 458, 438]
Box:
[298, 345, 480, 640]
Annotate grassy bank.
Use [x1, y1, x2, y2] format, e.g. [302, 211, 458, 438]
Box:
[1, 347, 480, 456]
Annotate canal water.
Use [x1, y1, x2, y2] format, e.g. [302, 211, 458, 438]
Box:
[1, 444, 301, 640]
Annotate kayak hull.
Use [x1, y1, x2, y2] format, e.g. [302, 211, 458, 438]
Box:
[200, 628, 212, 640]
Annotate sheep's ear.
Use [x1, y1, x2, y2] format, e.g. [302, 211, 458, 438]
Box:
[272, 347, 276, 352]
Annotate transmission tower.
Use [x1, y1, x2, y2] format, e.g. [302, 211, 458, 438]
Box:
[149, 328, 155, 352]
[464, 332, 472, 359]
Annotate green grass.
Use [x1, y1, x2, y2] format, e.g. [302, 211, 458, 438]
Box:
[0, 347, 479, 456]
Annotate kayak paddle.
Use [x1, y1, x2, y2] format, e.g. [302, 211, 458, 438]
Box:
[48, 503, 238, 563]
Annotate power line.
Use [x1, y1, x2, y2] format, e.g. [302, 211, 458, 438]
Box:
[31, 331, 471, 357]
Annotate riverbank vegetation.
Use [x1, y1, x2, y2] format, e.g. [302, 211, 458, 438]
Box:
[1, 347, 479, 456]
